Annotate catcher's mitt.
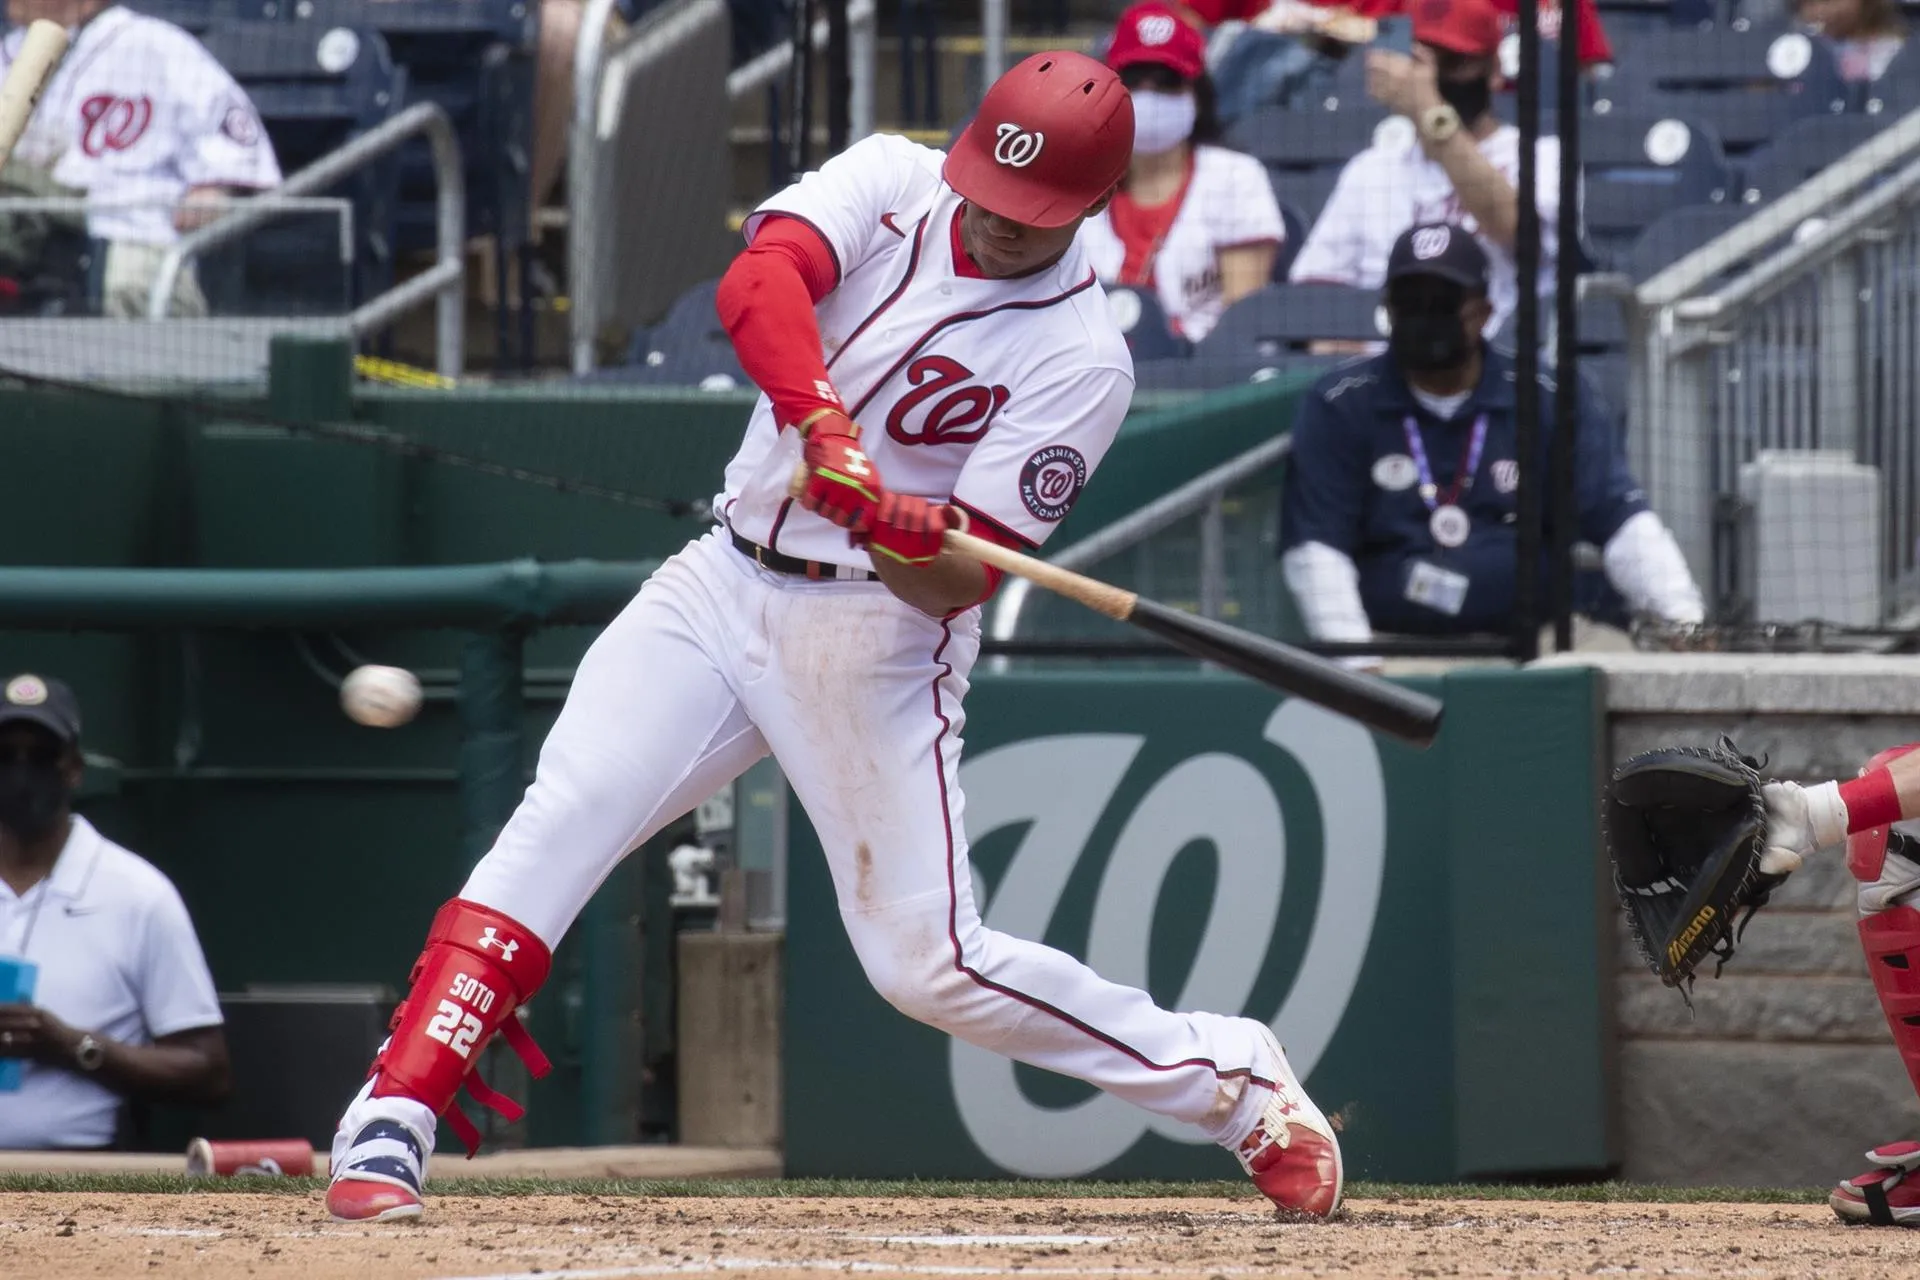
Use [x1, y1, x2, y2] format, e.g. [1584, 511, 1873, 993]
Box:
[1604, 738, 1789, 990]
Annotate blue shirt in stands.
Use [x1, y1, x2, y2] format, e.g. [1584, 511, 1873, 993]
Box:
[1279, 347, 1649, 635]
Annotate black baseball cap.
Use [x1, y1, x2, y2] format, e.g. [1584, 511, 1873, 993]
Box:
[0, 673, 81, 745]
[1386, 222, 1490, 294]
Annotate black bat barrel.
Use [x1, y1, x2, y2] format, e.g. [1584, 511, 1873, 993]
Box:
[1127, 598, 1445, 748]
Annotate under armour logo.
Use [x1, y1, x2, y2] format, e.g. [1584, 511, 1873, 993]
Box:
[844, 451, 873, 477]
[477, 927, 519, 962]
[993, 122, 1045, 168]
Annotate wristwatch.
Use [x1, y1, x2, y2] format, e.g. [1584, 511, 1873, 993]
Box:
[73, 1034, 106, 1072]
[1418, 104, 1462, 144]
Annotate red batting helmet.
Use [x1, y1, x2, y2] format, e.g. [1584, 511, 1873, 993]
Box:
[942, 51, 1134, 229]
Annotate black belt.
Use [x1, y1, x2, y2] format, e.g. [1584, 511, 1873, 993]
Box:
[731, 530, 878, 581]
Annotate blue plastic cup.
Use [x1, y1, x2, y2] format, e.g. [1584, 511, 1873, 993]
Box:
[0, 955, 39, 1093]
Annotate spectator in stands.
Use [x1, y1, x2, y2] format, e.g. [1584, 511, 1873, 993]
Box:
[1182, 0, 1613, 125]
[1799, 0, 1906, 81]
[0, 0, 280, 317]
[1082, 2, 1287, 343]
[1287, 0, 1561, 341]
[1278, 224, 1702, 655]
[0, 674, 231, 1150]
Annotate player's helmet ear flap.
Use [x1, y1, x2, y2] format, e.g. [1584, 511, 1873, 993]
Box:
[942, 51, 1136, 229]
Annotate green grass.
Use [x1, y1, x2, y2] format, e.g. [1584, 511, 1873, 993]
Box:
[0, 1173, 1831, 1204]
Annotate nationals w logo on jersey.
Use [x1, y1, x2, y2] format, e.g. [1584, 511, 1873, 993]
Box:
[886, 356, 1011, 446]
[1019, 445, 1087, 522]
[80, 94, 152, 157]
[993, 123, 1044, 168]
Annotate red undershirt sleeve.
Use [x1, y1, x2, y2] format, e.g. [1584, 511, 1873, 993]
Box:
[948, 514, 1023, 613]
[714, 216, 846, 429]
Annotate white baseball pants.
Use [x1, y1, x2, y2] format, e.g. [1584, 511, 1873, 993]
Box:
[456, 528, 1280, 1145]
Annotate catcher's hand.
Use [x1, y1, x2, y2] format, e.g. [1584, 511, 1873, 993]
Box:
[1604, 738, 1790, 989]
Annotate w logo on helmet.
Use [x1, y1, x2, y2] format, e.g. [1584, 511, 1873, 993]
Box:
[992, 122, 1045, 168]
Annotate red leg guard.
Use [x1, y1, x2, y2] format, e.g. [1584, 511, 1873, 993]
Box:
[369, 898, 554, 1155]
[1860, 907, 1920, 1100]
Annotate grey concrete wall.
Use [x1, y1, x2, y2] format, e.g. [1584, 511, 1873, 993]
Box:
[1539, 653, 1920, 1187]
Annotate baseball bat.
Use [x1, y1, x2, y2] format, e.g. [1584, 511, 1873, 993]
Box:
[942, 528, 1443, 747]
[783, 463, 1444, 746]
[0, 21, 67, 170]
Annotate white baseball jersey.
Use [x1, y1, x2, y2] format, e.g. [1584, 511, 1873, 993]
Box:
[1288, 122, 1561, 337]
[719, 132, 1135, 567]
[1, 7, 280, 246]
[334, 128, 1314, 1189]
[0, 817, 223, 1149]
[1079, 145, 1287, 343]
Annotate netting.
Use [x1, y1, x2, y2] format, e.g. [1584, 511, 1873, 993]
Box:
[2, 0, 1914, 652]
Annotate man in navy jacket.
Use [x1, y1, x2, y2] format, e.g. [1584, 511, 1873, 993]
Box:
[1279, 222, 1701, 650]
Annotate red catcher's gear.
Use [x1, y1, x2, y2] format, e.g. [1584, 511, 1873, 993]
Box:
[942, 51, 1134, 229]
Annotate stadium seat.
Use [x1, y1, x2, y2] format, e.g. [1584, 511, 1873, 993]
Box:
[1231, 106, 1397, 227]
[1104, 287, 1186, 361]
[1199, 282, 1389, 360]
[289, 0, 538, 249]
[120, 0, 281, 33]
[1134, 351, 1343, 392]
[1273, 200, 1308, 282]
[1737, 113, 1887, 203]
[1620, 202, 1760, 283]
[619, 279, 748, 387]
[195, 21, 406, 313]
[1578, 112, 1735, 268]
[1595, 24, 1852, 154]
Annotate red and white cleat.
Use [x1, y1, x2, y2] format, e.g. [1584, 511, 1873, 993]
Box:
[326, 1176, 423, 1224]
[326, 1118, 428, 1224]
[1234, 1026, 1343, 1218]
[1832, 1141, 1920, 1226]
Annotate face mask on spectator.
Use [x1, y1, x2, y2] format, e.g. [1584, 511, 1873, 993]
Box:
[0, 759, 67, 840]
[1130, 90, 1197, 155]
[1389, 287, 1474, 373]
[1437, 73, 1493, 123]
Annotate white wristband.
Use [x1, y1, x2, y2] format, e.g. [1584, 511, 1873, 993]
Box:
[1805, 780, 1850, 851]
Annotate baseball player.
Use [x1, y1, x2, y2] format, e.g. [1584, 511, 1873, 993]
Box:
[0, 0, 281, 317]
[1762, 750, 1920, 1225]
[325, 51, 1343, 1224]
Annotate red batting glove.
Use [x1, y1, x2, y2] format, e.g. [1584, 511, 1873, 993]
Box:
[863, 493, 955, 567]
[797, 414, 885, 534]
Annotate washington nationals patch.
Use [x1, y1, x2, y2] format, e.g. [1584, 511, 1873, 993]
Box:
[1019, 445, 1087, 522]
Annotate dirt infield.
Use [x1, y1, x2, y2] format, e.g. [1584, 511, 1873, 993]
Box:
[2, 1189, 1918, 1280]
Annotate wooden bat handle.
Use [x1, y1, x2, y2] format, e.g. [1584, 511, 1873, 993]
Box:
[0, 22, 68, 171]
[942, 528, 1137, 622]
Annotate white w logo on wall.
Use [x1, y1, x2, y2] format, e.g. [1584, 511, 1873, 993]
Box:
[993, 123, 1045, 168]
[949, 701, 1387, 1177]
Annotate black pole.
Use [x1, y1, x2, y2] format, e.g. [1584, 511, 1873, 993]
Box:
[785, 0, 816, 178]
[1550, 3, 1581, 652]
[1510, 0, 1543, 663]
[825, 0, 850, 155]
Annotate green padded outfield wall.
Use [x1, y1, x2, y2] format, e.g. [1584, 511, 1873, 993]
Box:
[0, 366, 1316, 1149]
[783, 667, 1613, 1181]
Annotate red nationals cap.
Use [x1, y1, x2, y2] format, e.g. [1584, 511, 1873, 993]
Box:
[1413, 0, 1506, 57]
[1105, 3, 1208, 81]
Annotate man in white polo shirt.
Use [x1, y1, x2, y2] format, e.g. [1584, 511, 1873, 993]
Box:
[1287, 0, 1561, 339]
[0, 674, 230, 1150]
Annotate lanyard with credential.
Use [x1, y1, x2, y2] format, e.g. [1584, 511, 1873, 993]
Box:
[1401, 413, 1488, 549]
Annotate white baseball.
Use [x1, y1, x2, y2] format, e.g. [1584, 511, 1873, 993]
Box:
[340, 665, 423, 728]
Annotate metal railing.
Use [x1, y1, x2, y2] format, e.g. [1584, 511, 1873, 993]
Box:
[1627, 106, 1920, 620]
[569, 0, 877, 374]
[149, 102, 466, 378]
[988, 434, 1293, 652]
